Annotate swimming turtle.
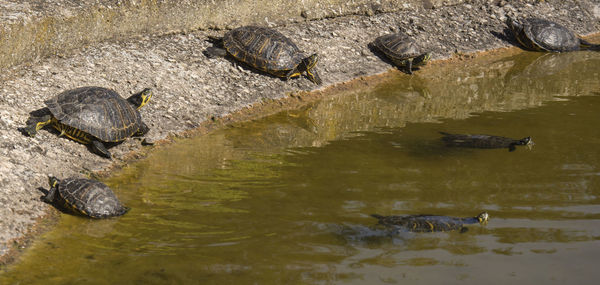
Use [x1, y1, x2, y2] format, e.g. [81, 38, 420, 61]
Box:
[369, 32, 431, 74]
[506, 17, 600, 52]
[44, 176, 129, 218]
[371, 212, 489, 233]
[24, 86, 152, 158]
[205, 26, 322, 85]
[440, 132, 532, 152]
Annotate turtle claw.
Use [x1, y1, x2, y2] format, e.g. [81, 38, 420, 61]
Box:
[91, 140, 112, 159]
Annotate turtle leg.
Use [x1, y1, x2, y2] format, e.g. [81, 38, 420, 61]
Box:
[43, 186, 57, 204]
[459, 227, 469, 233]
[405, 58, 414, 75]
[134, 123, 155, 146]
[134, 122, 150, 137]
[285, 68, 302, 80]
[23, 115, 53, 137]
[90, 140, 112, 159]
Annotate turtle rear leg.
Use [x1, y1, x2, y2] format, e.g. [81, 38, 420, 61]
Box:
[23, 115, 53, 137]
[90, 140, 112, 159]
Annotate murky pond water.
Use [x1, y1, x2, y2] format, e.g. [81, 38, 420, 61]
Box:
[2, 50, 600, 284]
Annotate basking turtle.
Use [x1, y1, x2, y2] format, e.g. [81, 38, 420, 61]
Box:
[371, 212, 489, 233]
[370, 32, 431, 74]
[205, 26, 322, 85]
[506, 17, 600, 52]
[440, 132, 532, 152]
[24, 86, 152, 158]
[44, 176, 129, 218]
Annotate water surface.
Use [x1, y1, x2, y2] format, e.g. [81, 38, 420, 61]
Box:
[2, 51, 600, 284]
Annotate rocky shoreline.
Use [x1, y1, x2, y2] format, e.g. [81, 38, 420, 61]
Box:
[1, 0, 599, 265]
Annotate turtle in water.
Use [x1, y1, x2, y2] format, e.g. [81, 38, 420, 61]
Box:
[44, 176, 129, 218]
[371, 212, 489, 233]
[440, 132, 533, 152]
[369, 32, 431, 74]
[23, 86, 152, 158]
[205, 26, 322, 85]
[506, 17, 600, 52]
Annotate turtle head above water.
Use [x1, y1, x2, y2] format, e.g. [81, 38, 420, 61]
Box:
[477, 212, 489, 224]
[520, 137, 535, 150]
[128, 88, 153, 110]
[519, 137, 533, 145]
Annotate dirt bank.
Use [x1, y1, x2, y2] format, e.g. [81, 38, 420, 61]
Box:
[1, 0, 599, 265]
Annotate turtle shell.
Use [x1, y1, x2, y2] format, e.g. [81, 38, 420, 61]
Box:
[371, 32, 422, 62]
[440, 132, 531, 150]
[57, 178, 129, 218]
[372, 213, 488, 233]
[222, 26, 306, 77]
[519, 18, 579, 52]
[45, 86, 143, 142]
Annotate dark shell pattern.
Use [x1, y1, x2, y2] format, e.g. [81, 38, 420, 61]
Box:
[57, 178, 129, 218]
[520, 18, 580, 52]
[45, 86, 143, 142]
[440, 132, 528, 150]
[372, 32, 421, 61]
[372, 213, 485, 233]
[222, 26, 306, 77]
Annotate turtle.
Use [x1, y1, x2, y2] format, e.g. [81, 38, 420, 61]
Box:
[204, 25, 322, 85]
[369, 32, 432, 74]
[440, 132, 533, 152]
[506, 17, 600, 52]
[371, 212, 489, 233]
[44, 176, 129, 218]
[23, 86, 152, 158]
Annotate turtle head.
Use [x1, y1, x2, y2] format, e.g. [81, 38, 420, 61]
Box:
[519, 137, 533, 146]
[128, 88, 153, 110]
[48, 176, 60, 189]
[506, 16, 522, 33]
[413, 52, 432, 67]
[477, 212, 489, 224]
[302, 54, 322, 85]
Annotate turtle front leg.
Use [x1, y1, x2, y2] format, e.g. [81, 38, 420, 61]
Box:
[23, 115, 53, 137]
[43, 185, 58, 204]
[90, 140, 112, 159]
[134, 122, 150, 137]
[134, 123, 155, 146]
[286, 68, 301, 80]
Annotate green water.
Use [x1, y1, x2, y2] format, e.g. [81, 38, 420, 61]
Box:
[2, 51, 600, 284]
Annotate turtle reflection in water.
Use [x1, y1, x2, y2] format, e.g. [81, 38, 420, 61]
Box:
[440, 132, 533, 152]
[371, 212, 489, 233]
